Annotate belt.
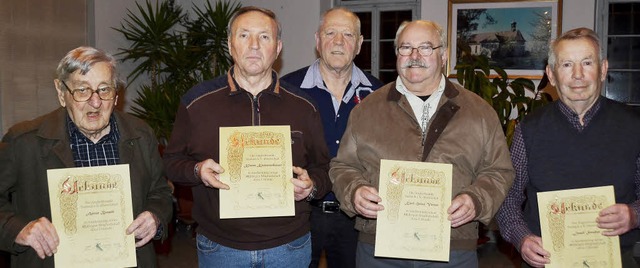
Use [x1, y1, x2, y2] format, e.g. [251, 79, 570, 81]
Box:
[310, 200, 340, 213]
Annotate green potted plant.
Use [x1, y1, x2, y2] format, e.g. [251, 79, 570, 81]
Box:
[114, 0, 241, 144]
[454, 45, 552, 145]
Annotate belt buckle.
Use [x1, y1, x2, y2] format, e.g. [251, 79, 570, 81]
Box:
[321, 201, 340, 213]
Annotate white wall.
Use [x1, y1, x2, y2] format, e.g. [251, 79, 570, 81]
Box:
[186, 0, 330, 75]
[92, 0, 150, 111]
[92, 0, 596, 110]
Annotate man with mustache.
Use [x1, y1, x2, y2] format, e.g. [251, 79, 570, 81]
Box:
[497, 27, 640, 268]
[281, 7, 383, 268]
[330, 20, 514, 267]
[163, 6, 331, 267]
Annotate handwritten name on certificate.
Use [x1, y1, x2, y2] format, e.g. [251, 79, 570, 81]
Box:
[375, 159, 452, 261]
[219, 126, 294, 219]
[47, 164, 136, 268]
[538, 185, 621, 268]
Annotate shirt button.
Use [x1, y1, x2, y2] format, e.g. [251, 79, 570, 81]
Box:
[337, 114, 340, 117]
[335, 140, 340, 144]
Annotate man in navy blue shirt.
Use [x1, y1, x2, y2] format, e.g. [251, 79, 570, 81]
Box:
[281, 7, 383, 268]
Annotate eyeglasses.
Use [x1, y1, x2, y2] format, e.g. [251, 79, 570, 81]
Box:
[397, 45, 442, 56]
[60, 80, 117, 102]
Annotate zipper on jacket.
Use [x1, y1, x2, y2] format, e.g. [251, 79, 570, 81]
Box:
[251, 94, 260, 126]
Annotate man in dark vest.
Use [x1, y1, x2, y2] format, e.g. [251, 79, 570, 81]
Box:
[497, 27, 640, 267]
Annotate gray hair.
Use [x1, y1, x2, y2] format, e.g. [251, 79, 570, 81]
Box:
[56, 46, 117, 83]
[227, 6, 282, 40]
[394, 20, 447, 57]
[318, 7, 361, 36]
[548, 27, 604, 69]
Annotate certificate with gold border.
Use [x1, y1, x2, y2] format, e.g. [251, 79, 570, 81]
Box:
[219, 125, 294, 219]
[47, 164, 136, 268]
[538, 185, 621, 268]
[375, 159, 452, 261]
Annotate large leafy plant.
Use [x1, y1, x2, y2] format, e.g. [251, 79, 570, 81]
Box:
[114, 0, 241, 143]
[455, 47, 552, 145]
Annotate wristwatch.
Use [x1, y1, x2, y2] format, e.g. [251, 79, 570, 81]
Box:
[305, 185, 318, 202]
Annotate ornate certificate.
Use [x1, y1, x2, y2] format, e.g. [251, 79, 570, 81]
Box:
[47, 164, 136, 268]
[219, 126, 294, 219]
[375, 159, 452, 261]
[538, 185, 621, 268]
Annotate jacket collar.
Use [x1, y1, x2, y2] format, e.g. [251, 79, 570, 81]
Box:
[36, 108, 141, 167]
[227, 66, 280, 96]
[385, 78, 461, 160]
[386, 76, 460, 103]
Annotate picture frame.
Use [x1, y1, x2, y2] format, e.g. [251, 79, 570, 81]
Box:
[447, 0, 562, 79]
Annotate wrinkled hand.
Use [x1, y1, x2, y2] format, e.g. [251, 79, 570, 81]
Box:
[126, 211, 160, 247]
[353, 186, 384, 219]
[447, 194, 476, 228]
[15, 217, 59, 259]
[597, 204, 638, 236]
[196, 159, 229, 190]
[519, 235, 550, 267]
[291, 166, 314, 201]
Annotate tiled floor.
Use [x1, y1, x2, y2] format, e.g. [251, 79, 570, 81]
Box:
[156, 223, 522, 268]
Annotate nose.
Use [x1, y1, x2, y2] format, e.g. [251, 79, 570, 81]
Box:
[249, 35, 260, 49]
[87, 91, 103, 108]
[333, 33, 344, 45]
[572, 64, 584, 79]
[409, 48, 421, 59]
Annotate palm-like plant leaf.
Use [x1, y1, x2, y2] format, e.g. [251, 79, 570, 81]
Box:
[113, 0, 185, 85]
[115, 0, 240, 142]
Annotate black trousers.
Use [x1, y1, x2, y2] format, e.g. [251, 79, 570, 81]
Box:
[309, 206, 358, 268]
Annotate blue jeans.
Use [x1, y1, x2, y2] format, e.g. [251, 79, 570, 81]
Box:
[196, 232, 311, 268]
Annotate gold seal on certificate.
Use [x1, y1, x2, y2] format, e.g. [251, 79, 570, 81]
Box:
[47, 164, 136, 268]
[375, 159, 452, 261]
[537, 185, 621, 268]
[219, 125, 294, 219]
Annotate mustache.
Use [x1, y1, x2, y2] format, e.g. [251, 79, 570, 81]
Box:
[402, 59, 427, 68]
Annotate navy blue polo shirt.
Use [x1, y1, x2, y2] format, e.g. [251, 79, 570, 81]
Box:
[281, 60, 384, 201]
[281, 60, 384, 158]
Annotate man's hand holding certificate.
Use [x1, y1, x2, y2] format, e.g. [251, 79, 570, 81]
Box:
[47, 164, 136, 268]
[375, 159, 453, 261]
[538, 186, 622, 268]
[218, 126, 295, 219]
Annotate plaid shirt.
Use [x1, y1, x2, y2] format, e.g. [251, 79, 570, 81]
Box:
[67, 115, 120, 167]
[497, 98, 640, 248]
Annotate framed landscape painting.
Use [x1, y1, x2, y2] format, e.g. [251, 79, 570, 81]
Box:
[448, 0, 562, 79]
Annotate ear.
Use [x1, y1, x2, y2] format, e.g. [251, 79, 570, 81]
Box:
[355, 34, 364, 55]
[440, 48, 448, 68]
[545, 65, 557, 87]
[600, 59, 608, 82]
[315, 32, 321, 54]
[276, 39, 283, 58]
[54, 79, 66, 107]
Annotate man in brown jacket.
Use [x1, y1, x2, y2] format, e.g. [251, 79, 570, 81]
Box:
[330, 20, 514, 267]
[0, 46, 173, 268]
